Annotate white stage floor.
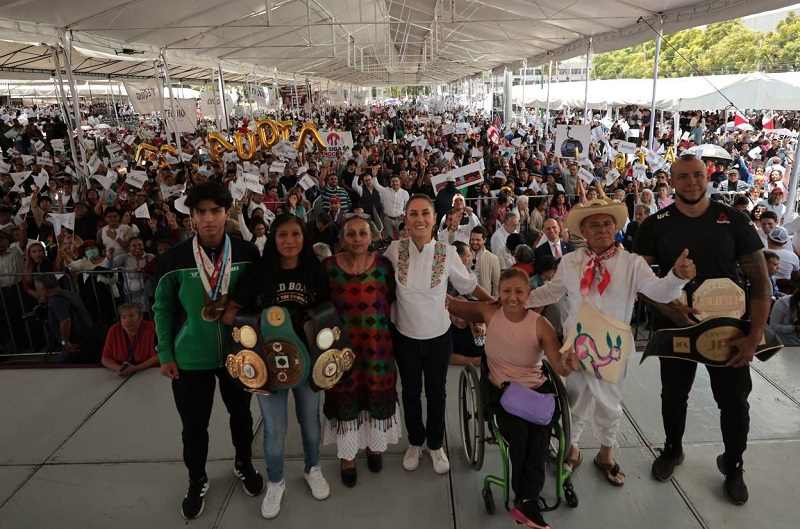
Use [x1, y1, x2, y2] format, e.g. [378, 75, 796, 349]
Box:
[0, 349, 798, 529]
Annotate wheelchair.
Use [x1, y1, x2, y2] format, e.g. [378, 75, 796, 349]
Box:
[458, 357, 578, 514]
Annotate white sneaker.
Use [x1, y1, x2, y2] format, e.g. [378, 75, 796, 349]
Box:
[431, 448, 450, 474]
[304, 466, 330, 500]
[403, 445, 424, 471]
[261, 480, 285, 520]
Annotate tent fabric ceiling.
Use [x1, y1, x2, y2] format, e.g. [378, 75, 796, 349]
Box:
[0, 0, 795, 86]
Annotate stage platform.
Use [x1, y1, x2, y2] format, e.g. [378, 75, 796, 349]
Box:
[0, 349, 798, 529]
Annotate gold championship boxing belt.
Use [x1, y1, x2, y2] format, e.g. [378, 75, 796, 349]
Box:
[560, 300, 632, 385]
[641, 317, 783, 366]
[226, 307, 311, 394]
[304, 302, 355, 391]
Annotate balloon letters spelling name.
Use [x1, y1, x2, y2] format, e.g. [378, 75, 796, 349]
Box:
[200, 121, 326, 162]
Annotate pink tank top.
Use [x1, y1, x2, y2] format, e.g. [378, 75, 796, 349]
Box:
[485, 308, 546, 389]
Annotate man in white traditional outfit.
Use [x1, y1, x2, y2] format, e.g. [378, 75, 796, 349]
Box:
[524, 199, 696, 486]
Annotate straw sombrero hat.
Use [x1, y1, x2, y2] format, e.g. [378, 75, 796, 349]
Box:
[566, 199, 628, 236]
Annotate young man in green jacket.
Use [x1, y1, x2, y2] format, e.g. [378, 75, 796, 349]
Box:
[154, 182, 262, 520]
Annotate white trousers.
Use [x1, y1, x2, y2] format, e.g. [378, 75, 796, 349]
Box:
[565, 367, 626, 447]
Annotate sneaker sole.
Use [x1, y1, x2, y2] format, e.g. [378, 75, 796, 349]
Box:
[233, 469, 265, 497]
[652, 452, 685, 482]
[509, 507, 550, 529]
[180, 481, 210, 520]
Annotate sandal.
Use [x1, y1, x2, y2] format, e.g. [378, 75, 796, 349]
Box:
[563, 448, 583, 472]
[593, 456, 625, 486]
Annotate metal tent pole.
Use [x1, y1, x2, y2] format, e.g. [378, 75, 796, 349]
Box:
[583, 37, 592, 123]
[160, 50, 183, 153]
[784, 136, 800, 223]
[545, 60, 552, 137]
[503, 68, 512, 126]
[49, 48, 83, 179]
[152, 61, 170, 140]
[108, 78, 121, 129]
[58, 31, 89, 173]
[217, 65, 230, 131]
[648, 17, 663, 150]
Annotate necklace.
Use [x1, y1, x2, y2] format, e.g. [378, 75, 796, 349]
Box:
[345, 253, 372, 275]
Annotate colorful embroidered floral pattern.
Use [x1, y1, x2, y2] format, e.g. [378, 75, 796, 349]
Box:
[397, 238, 410, 285]
[430, 242, 447, 288]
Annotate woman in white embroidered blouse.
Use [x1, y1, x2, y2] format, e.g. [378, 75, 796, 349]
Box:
[384, 194, 493, 475]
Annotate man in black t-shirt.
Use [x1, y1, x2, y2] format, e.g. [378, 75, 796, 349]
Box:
[633, 154, 770, 506]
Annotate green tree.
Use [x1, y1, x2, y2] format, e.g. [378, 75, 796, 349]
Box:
[591, 16, 800, 79]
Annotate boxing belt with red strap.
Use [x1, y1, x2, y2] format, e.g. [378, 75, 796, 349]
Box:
[225, 307, 311, 394]
[641, 317, 783, 367]
[304, 302, 355, 392]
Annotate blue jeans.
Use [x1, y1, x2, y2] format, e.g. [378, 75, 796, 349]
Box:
[257, 381, 320, 483]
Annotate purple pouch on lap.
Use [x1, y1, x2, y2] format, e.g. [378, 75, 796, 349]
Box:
[499, 382, 555, 426]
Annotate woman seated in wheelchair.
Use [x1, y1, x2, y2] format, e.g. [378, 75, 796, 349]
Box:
[447, 268, 579, 529]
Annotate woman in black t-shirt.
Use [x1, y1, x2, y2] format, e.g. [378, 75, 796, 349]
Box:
[226, 214, 331, 517]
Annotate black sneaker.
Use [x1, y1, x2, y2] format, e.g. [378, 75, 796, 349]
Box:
[234, 461, 265, 496]
[652, 444, 685, 482]
[181, 477, 210, 520]
[717, 454, 749, 505]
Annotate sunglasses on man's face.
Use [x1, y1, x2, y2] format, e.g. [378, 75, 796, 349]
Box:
[344, 213, 371, 220]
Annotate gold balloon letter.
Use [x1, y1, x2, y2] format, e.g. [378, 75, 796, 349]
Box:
[295, 122, 326, 151]
[208, 132, 235, 162]
[613, 153, 627, 172]
[257, 120, 279, 149]
[234, 131, 258, 161]
[277, 121, 293, 141]
[135, 143, 159, 166]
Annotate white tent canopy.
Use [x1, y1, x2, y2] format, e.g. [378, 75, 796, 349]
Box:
[520, 72, 800, 111]
[1, 80, 200, 100]
[0, 1, 795, 85]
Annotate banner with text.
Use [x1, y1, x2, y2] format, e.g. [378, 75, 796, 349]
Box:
[123, 80, 164, 115]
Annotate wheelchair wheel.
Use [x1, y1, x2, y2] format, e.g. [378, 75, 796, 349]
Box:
[482, 486, 496, 514]
[564, 481, 579, 508]
[459, 364, 485, 470]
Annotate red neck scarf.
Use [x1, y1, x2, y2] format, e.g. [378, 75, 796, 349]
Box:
[580, 246, 617, 296]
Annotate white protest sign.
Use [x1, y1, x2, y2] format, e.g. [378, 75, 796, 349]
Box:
[442, 124, 456, 136]
[319, 130, 352, 157]
[783, 215, 800, 234]
[591, 126, 605, 144]
[125, 170, 148, 189]
[387, 108, 396, 118]
[511, 137, 522, 147]
[555, 125, 591, 159]
[123, 80, 164, 115]
[646, 150, 666, 172]
[455, 123, 470, 134]
[250, 85, 268, 107]
[578, 167, 595, 184]
[174, 194, 190, 214]
[180, 152, 194, 162]
[242, 173, 264, 194]
[93, 171, 115, 190]
[47, 212, 75, 235]
[191, 137, 204, 149]
[444, 152, 455, 162]
[33, 171, 48, 190]
[21, 154, 33, 165]
[269, 161, 287, 173]
[11, 171, 31, 186]
[298, 174, 316, 190]
[123, 135, 136, 146]
[616, 140, 637, 155]
[199, 91, 234, 119]
[605, 168, 621, 185]
[633, 163, 648, 181]
[0, 160, 10, 173]
[165, 98, 198, 133]
[431, 161, 484, 195]
[134, 203, 150, 219]
[33, 140, 45, 152]
[160, 184, 182, 200]
[747, 146, 762, 160]
[51, 139, 65, 152]
[470, 148, 482, 158]
[87, 154, 101, 175]
[230, 180, 246, 202]
[17, 195, 32, 217]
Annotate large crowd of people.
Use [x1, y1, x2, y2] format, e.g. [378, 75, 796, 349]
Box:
[0, 99, 797, 528]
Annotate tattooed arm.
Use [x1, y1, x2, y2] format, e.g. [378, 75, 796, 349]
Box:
[726, 249, 771, 368]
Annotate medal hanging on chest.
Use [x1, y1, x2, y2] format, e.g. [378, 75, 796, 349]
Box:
[193, 235, 232, 322]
